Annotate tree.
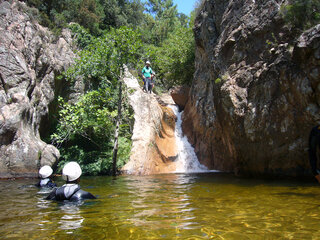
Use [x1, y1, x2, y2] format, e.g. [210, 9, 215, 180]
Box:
[57, 26, 142, 175]
[143, 0, 180, 45]
[146, 0, 175, 16]
[144, 18, 195, 88]
[99, 0, 145, 29]
[106, 27, 142, 175]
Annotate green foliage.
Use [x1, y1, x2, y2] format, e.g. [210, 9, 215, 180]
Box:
[134, 0, 196, 88]
[26, 0, 104, 35]
[64, 26, 142, 88]
[146, 24, 195, 88]
[143, 0, 180, 45]
[52, 27, 140, 175]
[51, 90, 115, 148]
[26, 0, 197, 89]
[26, 0, 145, 35]
[281, 0, 320, 30]
[100, 0, 145, 29]
[68, 23, 94, 49]
[58, 146, 107, 176]
[215, 78, 221, 84]
[116, 137, 133, 169]
[52, 87, 133, 175]
[214, 73, 228, 84]
[56, 136, 131, 176]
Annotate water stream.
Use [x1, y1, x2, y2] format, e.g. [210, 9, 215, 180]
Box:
[169, 105, 215, 173]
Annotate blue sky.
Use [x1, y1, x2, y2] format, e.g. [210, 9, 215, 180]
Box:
[173, 0, 197, 15]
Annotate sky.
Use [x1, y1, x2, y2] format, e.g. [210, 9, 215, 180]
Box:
[172, 0, 197, 16]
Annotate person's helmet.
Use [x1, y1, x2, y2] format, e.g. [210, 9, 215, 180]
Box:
[146, 60, 151, 65]
[39, 165, 53, 178]
[62, 162, 82, 182]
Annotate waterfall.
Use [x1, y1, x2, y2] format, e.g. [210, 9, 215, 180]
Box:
[169, 105, 217, 173]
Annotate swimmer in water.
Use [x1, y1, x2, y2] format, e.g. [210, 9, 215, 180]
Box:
[37, 165, 56, 188]
[46, 162, 96, 201]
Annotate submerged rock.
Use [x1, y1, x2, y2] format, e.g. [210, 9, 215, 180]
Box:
[183, 0, 320, 177]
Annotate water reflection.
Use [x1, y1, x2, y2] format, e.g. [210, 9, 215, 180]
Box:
[125, 174, 200, 231]
[35, 187, 84, 233]
[58, 203, 84, 231]
[36, 187, 53, 209]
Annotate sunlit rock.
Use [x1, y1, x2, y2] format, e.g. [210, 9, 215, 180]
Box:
[122, 69, 178, 175]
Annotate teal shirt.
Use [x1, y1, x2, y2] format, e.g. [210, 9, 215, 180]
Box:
[142, 66, 153, 78]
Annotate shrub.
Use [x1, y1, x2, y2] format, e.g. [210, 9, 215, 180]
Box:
[281, 0, 320, 30]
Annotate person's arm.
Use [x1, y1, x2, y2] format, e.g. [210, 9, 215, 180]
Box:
[70, 189, 96, 201]
[142, 67, 145, 79]
[45, 188, 57, 200]
[48, 180, 57, 188]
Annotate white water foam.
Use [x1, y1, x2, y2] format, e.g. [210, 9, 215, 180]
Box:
[169, 105, 218, 173]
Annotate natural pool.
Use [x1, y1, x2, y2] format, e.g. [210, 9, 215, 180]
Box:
[0, 173, 320, 239]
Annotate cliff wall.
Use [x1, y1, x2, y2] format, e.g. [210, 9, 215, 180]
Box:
[0, 1, 77, 178]
[183, 0, 320, 177]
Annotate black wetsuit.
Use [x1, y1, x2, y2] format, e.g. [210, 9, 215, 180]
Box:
[46, 184, 96, 201]
[37, 178, 57, 188]
[308, 125, 320, 176]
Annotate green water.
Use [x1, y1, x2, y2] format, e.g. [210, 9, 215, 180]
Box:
[0, 173, 320, 239]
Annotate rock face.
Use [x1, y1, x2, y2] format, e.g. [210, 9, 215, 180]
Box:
[122, 69, 178, 175]
[183, 0, 320, 177]
[0, 1, 76, 178]
[170, 86, 190, 110]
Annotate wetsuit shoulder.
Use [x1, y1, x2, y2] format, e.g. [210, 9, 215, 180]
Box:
[69, 189, 96, 201]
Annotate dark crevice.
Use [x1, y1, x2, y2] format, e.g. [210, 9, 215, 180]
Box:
[0, 72, 8, 98]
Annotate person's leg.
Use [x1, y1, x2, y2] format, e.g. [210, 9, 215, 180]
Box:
[148, 81, 152, 93]
[150, 80, 154, 93]
[143, 78, 146, 92]
[145, 77, 150, 93]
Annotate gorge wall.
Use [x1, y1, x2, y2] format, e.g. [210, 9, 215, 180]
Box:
[0, 1, 77, 178]
[182, 0, 320, 177]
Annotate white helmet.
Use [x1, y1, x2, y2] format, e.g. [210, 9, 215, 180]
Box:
[146, 60, 151, 65]
[62, 162, 82, 182]
[39, 165, 53, 178]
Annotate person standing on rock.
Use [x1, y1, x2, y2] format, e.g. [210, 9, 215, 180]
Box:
[37, 165, 57, 188]
[308, 125, 320, 184]
[46, 162, 96, 201]
[142, 60, 154, 93]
